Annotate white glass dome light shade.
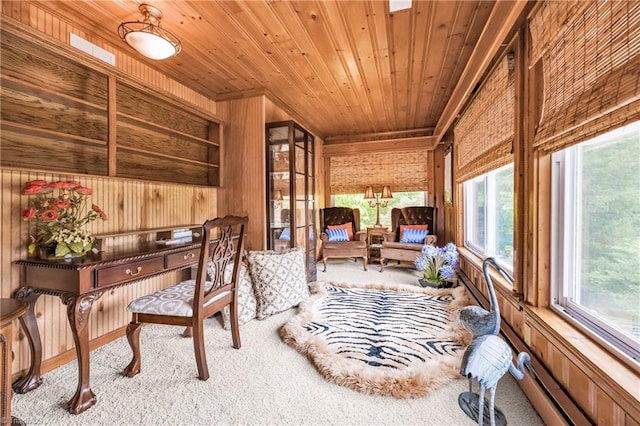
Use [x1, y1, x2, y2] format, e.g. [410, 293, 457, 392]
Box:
[124, 30, 177, 60]
[117, 4, 181, 61]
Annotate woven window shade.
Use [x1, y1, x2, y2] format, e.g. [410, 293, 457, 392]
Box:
[533, 1, 640, 154]
[455, 56, 514, 182]
[329, 150, 430, 194]
[529, 1, 590, 65]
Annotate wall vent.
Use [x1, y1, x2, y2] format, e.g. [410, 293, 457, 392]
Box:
[70, 33, 115, 66]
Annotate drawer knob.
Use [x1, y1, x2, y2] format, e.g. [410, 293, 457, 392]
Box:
[183, 252, 196, 260]
[125, 266, 143, 276]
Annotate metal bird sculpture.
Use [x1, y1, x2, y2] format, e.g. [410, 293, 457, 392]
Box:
[459, 334, 532, 426]
[459, 257, 513, 338]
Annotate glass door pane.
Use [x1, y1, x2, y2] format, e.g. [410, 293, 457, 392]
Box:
[267, 125, 291, 251]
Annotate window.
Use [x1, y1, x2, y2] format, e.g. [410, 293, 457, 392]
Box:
[463, 164, 514, 270]
[552, 121, 640, 359]
[334, 191, 427, 229]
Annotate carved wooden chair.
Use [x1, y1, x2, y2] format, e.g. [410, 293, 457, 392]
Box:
[319, 207, 368, 271]
[379, 207, 437, 271]
[123, 215, 248, 381]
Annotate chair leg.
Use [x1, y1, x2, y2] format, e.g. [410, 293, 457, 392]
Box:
[123, 321, 143, 377]
[322, 257, 328, 272]
[380, 257, 386, 272]
[362, 256, 367, 271]
[192, 320, 209, 381]
[182, 326, 193, 337]
[229, 301, 241, 350]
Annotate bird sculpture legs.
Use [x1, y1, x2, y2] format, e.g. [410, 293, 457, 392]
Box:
[476, 384, 498, 426]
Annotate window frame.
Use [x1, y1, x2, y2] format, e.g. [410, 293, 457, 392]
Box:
[462, 163, 515, 273]
[550, 123, 640, 361]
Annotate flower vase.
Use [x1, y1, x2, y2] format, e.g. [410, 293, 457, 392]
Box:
[36, 244, 88, 260]
[36, 245, 56, 260]
[418, 278, 455, 289]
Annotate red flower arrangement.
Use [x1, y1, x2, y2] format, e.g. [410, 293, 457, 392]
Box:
[21, 179, 107, 258]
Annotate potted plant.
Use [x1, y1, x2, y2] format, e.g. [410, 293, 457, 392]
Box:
[21, 179, 107, 259]
[414, 242, 459, 288]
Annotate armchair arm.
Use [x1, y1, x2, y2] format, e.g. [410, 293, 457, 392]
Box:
[382, 231, 396, 242]
[423, 235, 437, 245]
[355, 230, 367, 242]
[320, 232, 329, 243]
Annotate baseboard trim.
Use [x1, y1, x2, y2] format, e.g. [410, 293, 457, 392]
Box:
[459, 273, 591, 426]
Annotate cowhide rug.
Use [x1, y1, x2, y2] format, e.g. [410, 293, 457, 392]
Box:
[279, 281, 472, 399]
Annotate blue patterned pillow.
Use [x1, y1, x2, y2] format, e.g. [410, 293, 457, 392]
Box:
[400, 228, 429, 243]
[279, 228, 291, 241]
[326, 228, 349, 242]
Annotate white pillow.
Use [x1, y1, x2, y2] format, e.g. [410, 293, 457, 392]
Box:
[248, 247, 309, 319]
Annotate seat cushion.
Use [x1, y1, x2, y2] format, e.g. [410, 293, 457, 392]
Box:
[127, 280, 229, 317]
[381, 241, 424, 251]
[248, 247, 309, 320]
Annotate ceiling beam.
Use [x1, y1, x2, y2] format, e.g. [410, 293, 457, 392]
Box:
[432, 0, 529, 146]
[322, 136, 436, 157]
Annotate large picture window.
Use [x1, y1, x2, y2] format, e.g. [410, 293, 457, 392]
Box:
[551, 121, 640, 358]
[334, 191, 427, 229]
[463, 164, 514, 270]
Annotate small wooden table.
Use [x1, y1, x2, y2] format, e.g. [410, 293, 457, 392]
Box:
[12, 240, 203, 414]
[1, 298, 28, 426]
[366, 227, 388, 262]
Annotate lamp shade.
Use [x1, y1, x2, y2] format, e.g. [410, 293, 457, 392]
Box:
[364, 186, 375, 199]
[124, 30, 178, 60]
[118, 4, 181, 60]
[381, 185, 393, 199]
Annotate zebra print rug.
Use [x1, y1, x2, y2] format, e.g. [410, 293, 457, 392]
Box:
[280, 281, 472, 398]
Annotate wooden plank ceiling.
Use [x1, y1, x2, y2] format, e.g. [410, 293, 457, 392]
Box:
[29, 0, 511, 144]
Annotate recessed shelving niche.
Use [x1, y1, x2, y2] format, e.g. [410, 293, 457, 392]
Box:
[0, 16, 222, 186]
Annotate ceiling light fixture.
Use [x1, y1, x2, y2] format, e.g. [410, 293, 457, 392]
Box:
[389, 0, 412, 13]
[117, 4, 181, 60]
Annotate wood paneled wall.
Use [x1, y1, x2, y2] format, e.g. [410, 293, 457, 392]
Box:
[216, 96, 266, 251]
[0, 4, 219, 378]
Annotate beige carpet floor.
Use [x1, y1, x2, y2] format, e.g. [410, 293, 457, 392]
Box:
[11, 259, 543, 425]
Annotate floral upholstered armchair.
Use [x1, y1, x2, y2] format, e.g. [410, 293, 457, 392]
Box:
[379, 207, 437, 272]
[319, 207, 368, 271]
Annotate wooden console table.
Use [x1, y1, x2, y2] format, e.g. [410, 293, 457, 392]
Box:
[12, 239, 203, 414]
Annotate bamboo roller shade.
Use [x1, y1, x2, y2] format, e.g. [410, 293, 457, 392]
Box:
[454, 56, 514, 182]
[329, 150, 429, 194]
[532, 0, 640, 154]
[528, 0, 591, 65]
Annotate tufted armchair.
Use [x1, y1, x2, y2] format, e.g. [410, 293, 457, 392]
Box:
[379, 207, 437, 272]
[319, 207, 368, 271]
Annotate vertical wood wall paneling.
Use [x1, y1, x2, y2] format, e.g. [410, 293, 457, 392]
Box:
[1, 3, 219, 378]
[217, 96, 266, 251]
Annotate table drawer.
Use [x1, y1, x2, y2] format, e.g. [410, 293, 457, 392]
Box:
[165, 248, 201, 269]
[96, 256, 164, 288]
